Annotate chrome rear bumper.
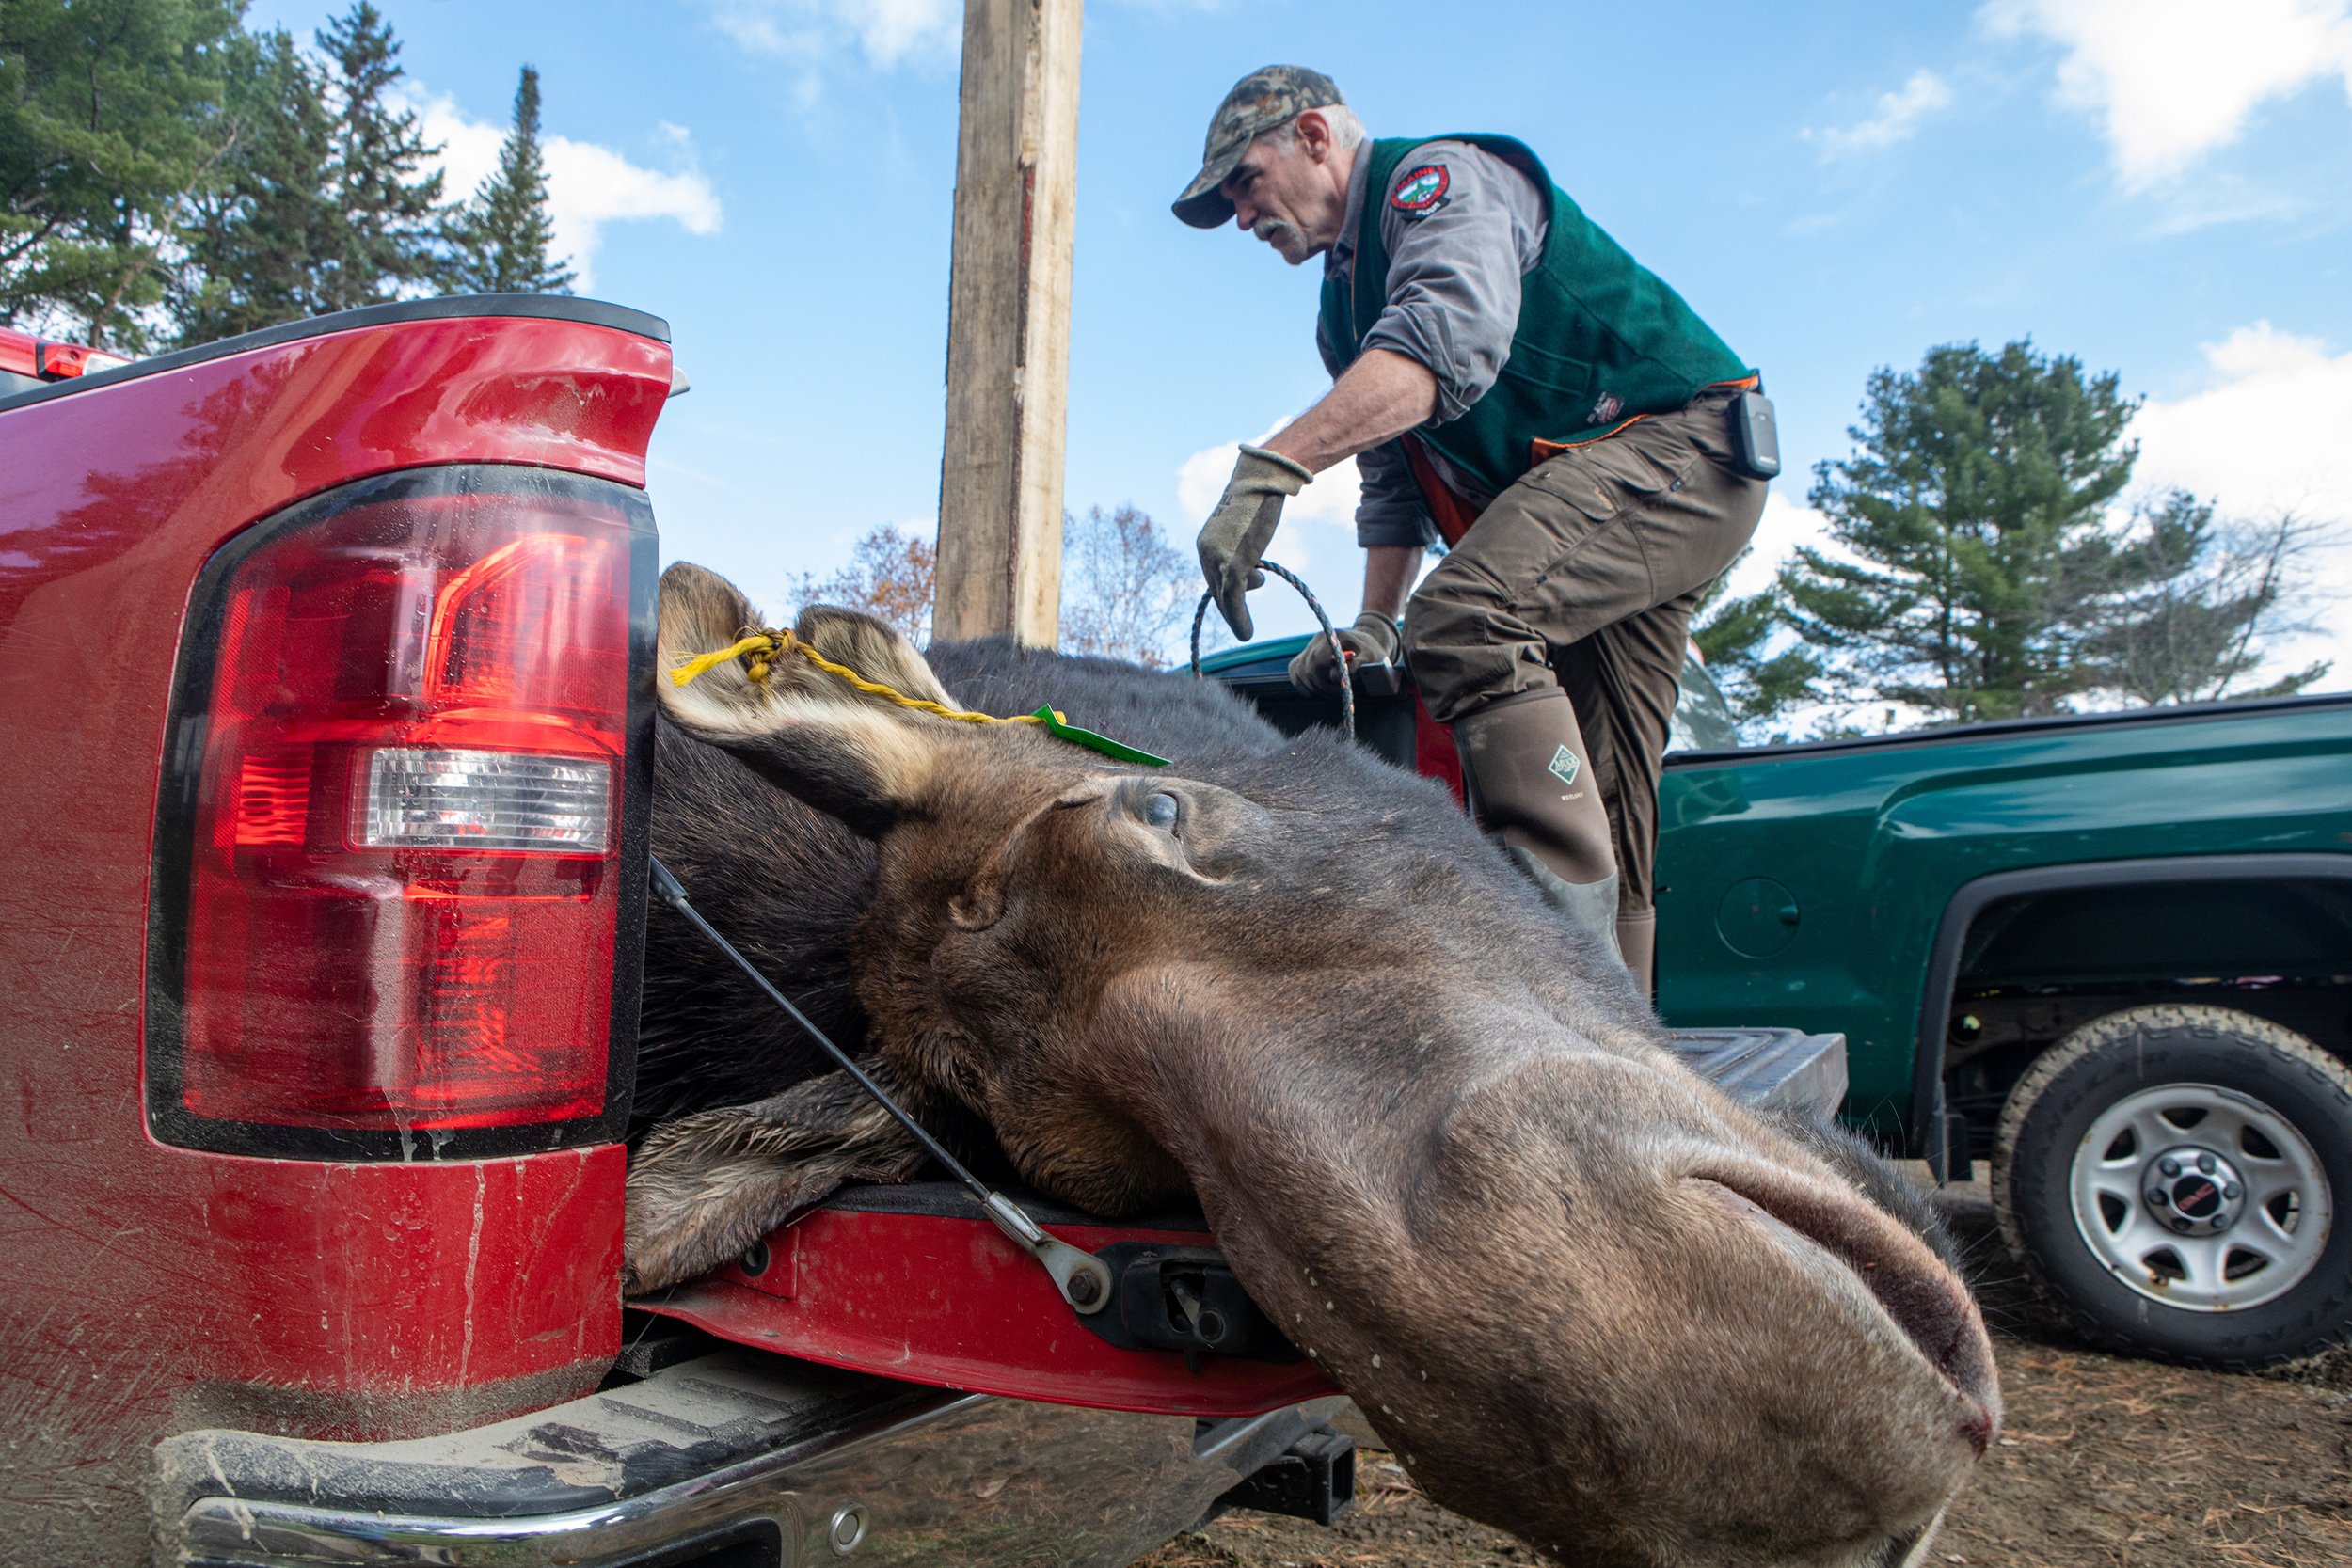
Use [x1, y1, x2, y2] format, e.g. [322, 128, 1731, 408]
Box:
[159, 1349, 1343, 1567]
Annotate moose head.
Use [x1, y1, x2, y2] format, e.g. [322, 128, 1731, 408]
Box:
[643, 562, 1997, 1568]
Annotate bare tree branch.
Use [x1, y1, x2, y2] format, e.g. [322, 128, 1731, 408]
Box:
[1059, 504, 1192, 668]
[787, 525, 935, 645]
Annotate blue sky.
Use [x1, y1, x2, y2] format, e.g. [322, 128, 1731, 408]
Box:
[247, 0, 2352, 677]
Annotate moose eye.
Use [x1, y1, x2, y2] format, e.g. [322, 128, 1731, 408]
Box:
[1143, 792, 1180, 831]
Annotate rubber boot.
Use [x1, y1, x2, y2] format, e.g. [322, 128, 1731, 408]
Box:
[1616, 909, 1656, 998]
[1453, 689, 1622, 961]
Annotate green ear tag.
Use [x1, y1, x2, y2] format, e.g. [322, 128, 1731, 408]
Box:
[1031, 706, 1170, 767]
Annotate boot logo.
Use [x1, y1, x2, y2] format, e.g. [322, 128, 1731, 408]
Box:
[1548, 745, 1581, 786]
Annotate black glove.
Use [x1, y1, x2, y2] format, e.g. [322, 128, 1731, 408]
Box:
[1195, 444, 1314, 641]
[1288, 611, 1403, 698]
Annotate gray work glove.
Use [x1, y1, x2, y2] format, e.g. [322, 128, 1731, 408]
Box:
[1196, 444, 1314, 641]
[1288, 611, 1402, 698]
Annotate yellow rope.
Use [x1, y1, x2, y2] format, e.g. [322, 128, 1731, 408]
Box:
[668, 628, 1062, 728]
[668, 633, 778, 689]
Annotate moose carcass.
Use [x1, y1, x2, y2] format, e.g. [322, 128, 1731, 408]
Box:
[629, 562, 1998, 1568]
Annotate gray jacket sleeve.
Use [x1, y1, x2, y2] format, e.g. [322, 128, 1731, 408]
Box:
[1359, 141, 1547, 425]
[1352, 439, 1438, 549]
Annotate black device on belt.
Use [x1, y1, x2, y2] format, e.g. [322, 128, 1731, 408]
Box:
[1726, 387, 1781, 481]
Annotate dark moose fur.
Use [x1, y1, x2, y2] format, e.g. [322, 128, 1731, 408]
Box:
[631, 564, 1997, 1568]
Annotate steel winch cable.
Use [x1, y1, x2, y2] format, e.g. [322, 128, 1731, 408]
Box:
[646, 856, 1114, 1315]
[1188, 560, 1356, 742]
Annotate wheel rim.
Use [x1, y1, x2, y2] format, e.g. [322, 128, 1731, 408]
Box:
[2069, 1081, 2333, 1311]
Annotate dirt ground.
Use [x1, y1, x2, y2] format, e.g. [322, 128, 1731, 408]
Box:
[1140, 1171, 2352, 1568]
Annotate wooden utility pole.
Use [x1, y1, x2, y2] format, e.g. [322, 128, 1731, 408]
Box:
[933, 0, 1083, 645]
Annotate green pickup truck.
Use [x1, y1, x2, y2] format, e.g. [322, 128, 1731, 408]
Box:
[1205, 637, 2352, 1369]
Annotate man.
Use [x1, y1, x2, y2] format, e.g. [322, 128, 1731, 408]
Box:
[1173, 65, 1772, 989]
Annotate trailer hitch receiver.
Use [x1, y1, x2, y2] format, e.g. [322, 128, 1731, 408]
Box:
[1220, 1424, 1357, 1527]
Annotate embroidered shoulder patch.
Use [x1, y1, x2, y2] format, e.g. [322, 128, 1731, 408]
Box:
[1391, 164, 1450, 213]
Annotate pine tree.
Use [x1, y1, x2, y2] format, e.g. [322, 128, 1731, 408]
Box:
[176, 28, 340, 342]
[443, 66, 573, 294]
[312, 1, 442, 313]
[1781, 341, 2138, 722]
[1784, 341, 2327, 727]
[0, 0, 245, 351]
[1690, 554, 1821, 741]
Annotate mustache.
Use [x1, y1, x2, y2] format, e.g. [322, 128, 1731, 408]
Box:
[1251, 215, 1302, 248]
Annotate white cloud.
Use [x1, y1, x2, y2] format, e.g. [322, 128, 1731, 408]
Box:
[1720, 491, 1832, 599]
[414, 93, 723, 290]
[2145, 177, 2307, 236]
[706, 0, 959, 68]
[2133, 323, 2352, 519]
[1804, 70, 1955, 159]
[1175, 441, 1236, 525]
[2130, 323, 2352, 670]
[1980, 0, 2352, 187]
[1177, 425, 1363, 531]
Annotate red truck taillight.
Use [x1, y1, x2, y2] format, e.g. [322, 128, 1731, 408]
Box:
[148, 468, 655, 1158]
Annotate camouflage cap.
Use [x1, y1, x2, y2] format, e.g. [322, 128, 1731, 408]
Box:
[1171, 65, 1345, 229]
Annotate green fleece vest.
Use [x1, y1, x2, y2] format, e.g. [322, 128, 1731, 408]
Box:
[1321, 135, 1752, 497]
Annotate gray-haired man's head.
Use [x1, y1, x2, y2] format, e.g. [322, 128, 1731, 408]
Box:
[1173, 66, 1366, 264]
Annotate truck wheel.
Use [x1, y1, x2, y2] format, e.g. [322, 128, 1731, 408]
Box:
[1992, 1004, 2352, 1366]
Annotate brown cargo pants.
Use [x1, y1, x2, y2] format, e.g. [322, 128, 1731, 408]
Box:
[1400, 384, 1768, 921]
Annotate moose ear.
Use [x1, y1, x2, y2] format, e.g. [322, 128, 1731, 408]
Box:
[673, 691, 939, 838]
[657, 562, 762, 700]
[791, 604, 958, 710]
[657, 562, 943, 835]
[658, 562, 961, 720]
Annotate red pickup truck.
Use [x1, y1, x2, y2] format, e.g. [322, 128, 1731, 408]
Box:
[0, 299, 1839, 1566]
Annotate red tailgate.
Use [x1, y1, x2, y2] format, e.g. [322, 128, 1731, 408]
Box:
[645, 1185, 1342, 1418]
[0, 301, 668, 1556]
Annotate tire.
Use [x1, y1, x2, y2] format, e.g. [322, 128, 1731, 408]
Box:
[1992, 1004, 2352, 1367]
